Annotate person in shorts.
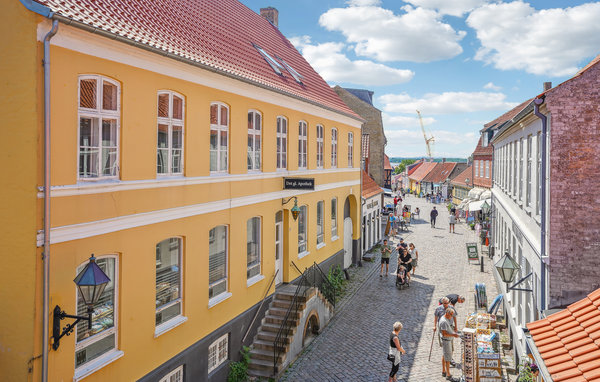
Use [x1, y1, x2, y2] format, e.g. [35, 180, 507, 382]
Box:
[439, 308, 460, 381]
[380, 239, 392, 277]
[449, 213, 456, 233]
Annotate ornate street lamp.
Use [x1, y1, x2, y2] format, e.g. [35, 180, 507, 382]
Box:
[494, 251, 521, 284]
[52, 254, 110, 350]
[282, 196, 300, 221]
[481, 200, 490, 215]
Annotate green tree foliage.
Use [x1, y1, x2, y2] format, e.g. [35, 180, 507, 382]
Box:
[393, 159, 416, 174]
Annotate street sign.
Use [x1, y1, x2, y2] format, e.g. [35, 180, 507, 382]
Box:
[466, 242, 479, 261]
[283, 177, 315, 190]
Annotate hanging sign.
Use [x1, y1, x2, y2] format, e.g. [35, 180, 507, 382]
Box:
[466, 242, 479, 260]
[283, 178, 315, 190]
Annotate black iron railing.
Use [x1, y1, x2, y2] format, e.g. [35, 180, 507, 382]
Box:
[312, 262, 336, 308]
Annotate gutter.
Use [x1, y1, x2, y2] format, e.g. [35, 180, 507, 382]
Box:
[533, 97, 548, 312]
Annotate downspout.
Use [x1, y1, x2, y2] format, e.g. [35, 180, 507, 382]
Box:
[42, 19, 59, 382]
[533, 97, 547, 313]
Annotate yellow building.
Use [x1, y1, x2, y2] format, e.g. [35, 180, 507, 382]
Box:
[1, 1, 362, 381]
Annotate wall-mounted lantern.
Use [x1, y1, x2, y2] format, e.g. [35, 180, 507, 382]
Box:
[282, 196, 300, 221]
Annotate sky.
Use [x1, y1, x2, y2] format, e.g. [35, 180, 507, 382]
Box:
[240, 0, 600, 158]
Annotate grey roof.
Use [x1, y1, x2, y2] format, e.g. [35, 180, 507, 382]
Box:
[344, 88, 374, 106]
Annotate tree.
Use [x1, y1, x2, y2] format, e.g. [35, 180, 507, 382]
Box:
[394, 159, 416, 174]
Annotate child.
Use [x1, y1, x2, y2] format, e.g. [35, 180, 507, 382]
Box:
[396, 264, 406, 284]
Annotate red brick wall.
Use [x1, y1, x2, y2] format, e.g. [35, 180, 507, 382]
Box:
[546, 62, 600, 308]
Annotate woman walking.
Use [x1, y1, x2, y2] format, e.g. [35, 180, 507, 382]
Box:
[448, 212, 456, 233]
[408, 243, 419, 275]
[388, 321, 406, 382]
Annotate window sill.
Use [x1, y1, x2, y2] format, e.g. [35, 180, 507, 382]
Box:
[316, 242, 326, 250]
[157, 174, 185, 179]
[331, 235, 339, 242]
[154, 315, 188, 338]
[208, 292, 232, 308]
[298, 251, 310, 259]
[247, 274, 265, 287]
[74, 350, 124, 381]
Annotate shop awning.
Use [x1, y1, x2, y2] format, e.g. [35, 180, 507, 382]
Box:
[479, 190, 492, 200]
[468, 187, 486, 199]
[468, 198, 491, 212]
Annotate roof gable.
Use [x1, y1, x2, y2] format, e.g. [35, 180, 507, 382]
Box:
[408, 162, 436, 182]
[35, 0, 359, 119]
[473, 135, 493, 156]
[422, 162, 458, 183]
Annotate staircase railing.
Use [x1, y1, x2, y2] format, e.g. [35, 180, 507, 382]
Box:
[273, 268, 310, 373]
[312, 262, 336, 308]
[242, 269, 278, 345]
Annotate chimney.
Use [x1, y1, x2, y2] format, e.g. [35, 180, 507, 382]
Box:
[442, 158, 446, 163]
[543, 82, 552, 91]
[260, 7, 278, 27]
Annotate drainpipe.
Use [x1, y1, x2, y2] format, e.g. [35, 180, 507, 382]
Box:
[533, 97, 547, 313]
[42, 19, 59, 382]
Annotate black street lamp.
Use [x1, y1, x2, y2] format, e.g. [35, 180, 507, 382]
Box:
[52, 254, 110, 350]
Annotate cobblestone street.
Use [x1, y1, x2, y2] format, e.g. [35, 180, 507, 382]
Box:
[280, 195, 501, 382]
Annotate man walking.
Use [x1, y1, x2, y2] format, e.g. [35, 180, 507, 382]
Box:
[439, 308, 460, 381]
[430, 206, 438, 228]
[380, 239, 392, 277]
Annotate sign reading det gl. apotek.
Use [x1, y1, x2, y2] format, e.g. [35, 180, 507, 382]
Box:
[283, 178, 315, 190]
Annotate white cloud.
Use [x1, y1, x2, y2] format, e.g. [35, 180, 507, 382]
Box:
[346, 0, 381, 6]
[378, 91, 518, 114]
[289, 37, 414, 86]
[383, 113, 436, 129]
[384, 129, 477, 157]
[467, 1, 600, 77]
[318, 5, 465, 62]
[483, 82, 501, 91]
[403, 0, 488, 17]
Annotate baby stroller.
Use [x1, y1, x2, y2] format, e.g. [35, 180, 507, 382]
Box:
[395, 263, 409, 289]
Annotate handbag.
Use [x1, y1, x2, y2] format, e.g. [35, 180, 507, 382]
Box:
[387, 348, 395, 362]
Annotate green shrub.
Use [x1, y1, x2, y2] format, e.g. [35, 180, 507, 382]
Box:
[321, 265, 347, 302]
[516, 360, 537, 382]
[228, 346, 250, 382]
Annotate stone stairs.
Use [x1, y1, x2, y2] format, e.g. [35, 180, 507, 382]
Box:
[247, 285, 317, 379]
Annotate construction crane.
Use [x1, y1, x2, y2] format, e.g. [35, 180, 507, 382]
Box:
[416, 110, 434, 160]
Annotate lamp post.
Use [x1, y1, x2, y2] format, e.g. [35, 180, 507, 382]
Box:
[282, 196, 300, 221]
[52, 254, 110, 350]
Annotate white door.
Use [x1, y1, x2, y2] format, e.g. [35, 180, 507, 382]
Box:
[343, 217, 353, 268]
[275, 220, 283, 285]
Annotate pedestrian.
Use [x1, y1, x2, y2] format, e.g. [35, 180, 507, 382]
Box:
[433, 297, 451, 335]
[388, 321, 406, 382]
[393, 195, 399, 209]
[398, 237, 408, 250]
[440, 294, 465, 339]
[408, 243, 419, 275]
[398, 247, 412, 281]
[455, 208, 460, 223]
[430, 206, 438, 228]
[438, 308, 460, 381]
[390, 215, 397, 237]
[448, 213, 456, 233]
[380, 239, 392, 277]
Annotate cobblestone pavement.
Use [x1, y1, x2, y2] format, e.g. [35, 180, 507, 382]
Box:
[280, 195, 501, 382]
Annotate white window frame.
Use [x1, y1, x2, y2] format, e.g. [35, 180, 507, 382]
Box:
[74, 255, 118, 371]
[210, 102, 229, 173]
[208, 333, 229, 374]
[475, 160, 479, 177]
[536, 132, 541, 216]
[155, 237, 184, 332]
[157, 91, 185, 176]
[331, 198, 338, 238]
[479, 160, 483, 179]
[209, 225, 229, 304]
[298, 121, 308, 169]
[331, 128, 338, 168]
[316, 125, 324, 169]
[526, 135, 532, 208]
[519, 138, 524, 202]
[159, 365, 183, 382]
[276, 116, 287, 170]
[246, 217, 262, 281]
[485, 160, 490, 178]
[316, 201, 324, 245]
[298, 205, 308, 255]
[247, 110, 262, 172]
[78, 75, 120, 180]
[348, 132, 353, 168]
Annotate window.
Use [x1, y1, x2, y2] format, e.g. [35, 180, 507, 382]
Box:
[474, 160, 479, 177]
[480, 161, 484, 179]
[317, 201, 324, 245]
[75, 256, 117, 368]
[519, 138, 524, 202]
[536, 132, 541, 216]
[298, 205, 307, 254]
[331, 198, 338, 237]
[159, 365, 183, 382]
[276, 116, 287, 170]
[253, 43, 284, 75]
[157, 92, 184, 175]
[331, 128, 338, 168]
[156, 238, 182, 327]
[247, 110, 262, 171]
[78, 75, 120, 179]
[247, 217, 261, 280]
[210, 103, 229, 173]
[526, 135, 532, 207]
[298, 121, 307, 169]
[209, 226, 228, 299]
[513, 141, 518, 197]
[316, 125, 324, 168]
[348, 133, 353, 167]
[208, 334, 228, 373]
[485, 160, 490, 178]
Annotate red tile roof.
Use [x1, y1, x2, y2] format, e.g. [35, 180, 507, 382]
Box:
[407, 160, 423, 176]
[450, 165, 473, 187]
[484, 98, 533, 129]
[422, 162, 458, 183]
[527, 288, 600, 382]
[35, 0, 360, 119]
[362, 170, 383, 199]
[408, 162, 436, 182]
[384, 154, 393, 170]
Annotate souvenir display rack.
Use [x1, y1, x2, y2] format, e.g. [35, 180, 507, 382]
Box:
[462, 328, 476, 382]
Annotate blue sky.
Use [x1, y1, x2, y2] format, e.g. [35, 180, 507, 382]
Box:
[240, 0, 600, 158]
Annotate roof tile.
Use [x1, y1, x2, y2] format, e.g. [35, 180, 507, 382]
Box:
[548, 309, 574, 323]
[528, 318, 550, 331]
[572, 348, 600, 365]
[584, 367, 600, 380]
[408, 162, 437, 182]
[362, 171, 383, 199]
[569, 343, 599, 358]
[422, 162, 459, 184]
[549, 360, 579, 375]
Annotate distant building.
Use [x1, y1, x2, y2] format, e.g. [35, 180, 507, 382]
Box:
[420, 161, 467, 198]
[450, 165, 474, 205]
[408, 161, 437, 195]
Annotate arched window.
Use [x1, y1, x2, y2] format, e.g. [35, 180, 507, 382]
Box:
[316, 125, 324, 169]
[210, 103, 229, 173]
[248, 110, 262, 171]
[157, 91, 184, 175]
[276, 116, 287, 170]
[78, 75, 120, 179]
[155, 238, 183, 328]
[331, 128, 338, 168]
[298, 121, 308, 169]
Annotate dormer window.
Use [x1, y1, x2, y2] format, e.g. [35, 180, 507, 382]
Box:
[253, 43, 283, 75]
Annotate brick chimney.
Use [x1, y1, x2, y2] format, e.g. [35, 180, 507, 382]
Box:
[544, 82, 552, 91]
[260, 7, 278, 27]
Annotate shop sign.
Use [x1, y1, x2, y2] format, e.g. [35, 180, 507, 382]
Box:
[466, 242, 479, 260]
[283, 178, 314, 190]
